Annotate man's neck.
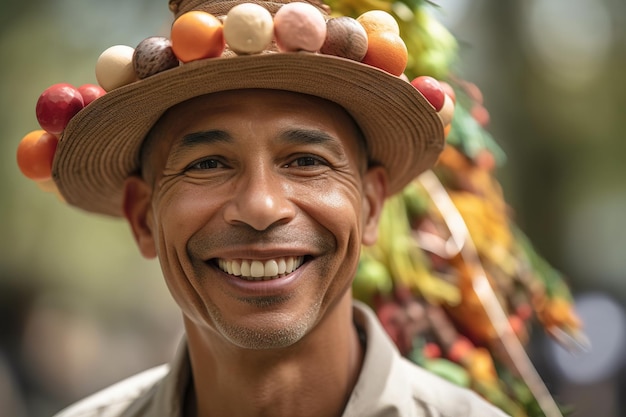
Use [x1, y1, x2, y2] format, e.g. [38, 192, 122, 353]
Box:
[183, 296, 364, 417]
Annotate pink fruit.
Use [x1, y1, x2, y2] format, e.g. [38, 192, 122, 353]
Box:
[78, 84, 106, 106]
[273, 2, 327, 52]
[410, 76, 445, 111]
[36, 83, 85, 135]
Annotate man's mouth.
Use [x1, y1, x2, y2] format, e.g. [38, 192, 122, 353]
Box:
[216, 256, 305, 281]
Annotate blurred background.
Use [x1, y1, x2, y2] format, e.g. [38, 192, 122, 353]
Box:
[1, 0, 624, 416]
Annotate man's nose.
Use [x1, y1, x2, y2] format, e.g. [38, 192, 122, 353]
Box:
[223, 167, 296, 231]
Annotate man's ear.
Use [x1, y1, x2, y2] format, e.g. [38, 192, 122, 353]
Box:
[361, 166, 388, 246]
[122, 175, 157, 259]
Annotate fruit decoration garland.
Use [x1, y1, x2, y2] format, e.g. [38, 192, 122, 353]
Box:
[16, 2, 454, 198]
[339, 0, 586, 416]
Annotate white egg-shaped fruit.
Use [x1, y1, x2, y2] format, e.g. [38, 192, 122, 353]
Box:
[95, 45, 137, 92]
[224, 3, 274, 54]
[437, 93, 455, 127]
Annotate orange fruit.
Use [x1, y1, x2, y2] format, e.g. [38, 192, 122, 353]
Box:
[356, 10, 400, 35]
[362, 31, 408, 76]
[16, 130, 59, 180]
[171, 11, 225, 63]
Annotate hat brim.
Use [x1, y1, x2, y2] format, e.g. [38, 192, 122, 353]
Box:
[52, 52, 444, 217]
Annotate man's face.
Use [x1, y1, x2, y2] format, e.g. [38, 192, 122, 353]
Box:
[123, 89, 386, 349]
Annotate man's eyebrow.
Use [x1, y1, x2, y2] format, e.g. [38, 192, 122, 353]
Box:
[280, 129, 344, 155]
[178, 130, 233, 148]
[167, 130, 232, 161]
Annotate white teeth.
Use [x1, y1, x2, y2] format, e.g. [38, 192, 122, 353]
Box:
[250, 261, 264, 278]
[265, 260, 278, 277]
[218, 257, 304, 280]
[241, 261, 250, 277]
[232, 261, 241, 276]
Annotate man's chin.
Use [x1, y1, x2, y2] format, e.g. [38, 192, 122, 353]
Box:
[209, 303, 321, 350]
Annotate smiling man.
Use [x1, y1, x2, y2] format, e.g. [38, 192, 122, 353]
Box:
[37, 0, 510, 416]
[123, 89, 380, 416]
[127, 91, 376, 351]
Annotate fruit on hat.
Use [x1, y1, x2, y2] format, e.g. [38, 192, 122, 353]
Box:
[437, 94, 454, 127]
[35, 83, 85, 135]
[77, 84, 106, 106]
[410, 76, 445, 112]
[18, 1, 446, 209]
[223, 3, 274, 55]
[356, 9, 407, 76]
[361, 30, 408, 76]
[133, 36, 179, 79]
[95, 45, 138, 92]
[171, 11, 225, 62]
[356, 9, 400, 36]
[273, 2, 327, 52]
[320, 16, 368, 61]
[16, 130, 58, 181]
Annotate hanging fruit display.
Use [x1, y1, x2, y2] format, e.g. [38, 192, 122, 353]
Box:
[332, 0, 589, 416]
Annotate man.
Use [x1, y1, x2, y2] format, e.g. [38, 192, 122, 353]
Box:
[33, 0, 509, 415]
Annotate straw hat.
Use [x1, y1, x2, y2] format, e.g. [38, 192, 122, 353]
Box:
[49, 0, 445, 216]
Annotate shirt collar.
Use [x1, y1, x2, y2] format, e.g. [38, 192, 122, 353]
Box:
[149, 301, 407, 417]
[342, 301, 413, 416]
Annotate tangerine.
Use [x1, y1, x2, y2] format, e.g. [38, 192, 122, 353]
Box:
[362, 31, 408, 76]
[171, 11, 224, 63]
[16, 130, 59, 181]
[356, 10, 400, 35]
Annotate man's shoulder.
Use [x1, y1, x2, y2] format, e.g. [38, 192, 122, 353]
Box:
[397, 357, 509, 417]
[52, 365, 169, 417]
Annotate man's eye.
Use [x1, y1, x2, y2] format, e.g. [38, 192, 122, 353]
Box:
[188, 158, 222, 170]
[287, 156, 325, 167]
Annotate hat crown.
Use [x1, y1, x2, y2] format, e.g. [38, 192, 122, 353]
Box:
[169, 0, 330, 18]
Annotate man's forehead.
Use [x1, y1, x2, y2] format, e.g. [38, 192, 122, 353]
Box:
[154, 89, 361, 145]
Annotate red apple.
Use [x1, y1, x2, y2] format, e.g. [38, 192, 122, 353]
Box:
[35, 83, 85, 135]
[78, 84, 106, 106]
[410, 76, 445, 111]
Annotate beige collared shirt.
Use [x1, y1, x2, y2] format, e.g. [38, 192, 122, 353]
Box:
[54, 302, 509, 417]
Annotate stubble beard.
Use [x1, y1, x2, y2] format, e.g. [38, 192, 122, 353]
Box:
[207, 297, 323, 350]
